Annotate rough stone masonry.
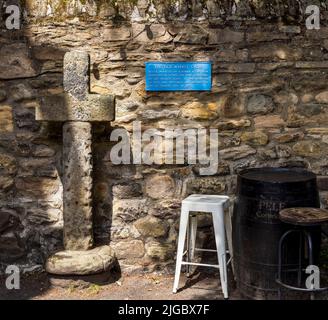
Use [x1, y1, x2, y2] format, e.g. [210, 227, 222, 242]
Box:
[1, 0, 328, 275]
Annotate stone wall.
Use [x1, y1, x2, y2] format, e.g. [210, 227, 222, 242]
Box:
[1, 0, 328, 274]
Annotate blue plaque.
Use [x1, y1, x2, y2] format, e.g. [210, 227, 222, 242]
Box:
[145, 62, 212, 91]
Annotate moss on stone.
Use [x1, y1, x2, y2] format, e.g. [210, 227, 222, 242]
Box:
[19, 0, 328, 23]
[56, 0, 69, 13]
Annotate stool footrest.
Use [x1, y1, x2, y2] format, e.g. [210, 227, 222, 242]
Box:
[194, 248, 217, 253]
[194, 248, 231, 254]
[181, 261, 220, 269]
[276, 279, 328, 293]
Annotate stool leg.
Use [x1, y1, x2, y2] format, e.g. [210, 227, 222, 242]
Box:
[304, 231, 315, 300]
[304, 231, 314, 266]
[187, 215, 197, 277]
[225, 204, 235, 278]
[173, 206, 189, 294]
[186, 217, 190, 277]
[277, 230, 298, 300]
[277, 231, 285, 300]
[297, 231, 303, 288]
[212, 207, 228, 299]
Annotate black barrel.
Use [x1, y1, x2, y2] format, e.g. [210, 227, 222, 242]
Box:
[233, 168, 321, 300]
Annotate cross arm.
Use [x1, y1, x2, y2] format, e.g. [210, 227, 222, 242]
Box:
[36, 93, 115, 122]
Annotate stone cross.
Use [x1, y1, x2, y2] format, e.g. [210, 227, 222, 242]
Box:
[36, 51, 115, 276]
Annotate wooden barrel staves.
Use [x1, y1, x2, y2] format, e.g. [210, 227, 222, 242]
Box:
[233, 168, 322, 300]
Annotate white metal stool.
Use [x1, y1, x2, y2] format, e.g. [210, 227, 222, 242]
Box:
[172, 194, 232, 299]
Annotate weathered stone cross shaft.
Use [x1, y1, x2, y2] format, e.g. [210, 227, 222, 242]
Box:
[36, 51, 115, 276]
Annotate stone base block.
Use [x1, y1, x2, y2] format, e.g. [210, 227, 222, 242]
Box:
[49, 270, 121, 289]
[45, 245, 116, 276]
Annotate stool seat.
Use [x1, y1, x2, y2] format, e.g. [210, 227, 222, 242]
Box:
[183, 194, 230, 206]
[279, 207, 328, 226]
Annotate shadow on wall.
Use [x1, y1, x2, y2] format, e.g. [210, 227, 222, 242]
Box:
[0, 0, 91, 297]
[0, 0, 124, 299]
[0, 0, 65, 300]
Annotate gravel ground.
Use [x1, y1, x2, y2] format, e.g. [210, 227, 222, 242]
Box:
[0, 270, 241, 300]
[1, 255, 327, 301]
